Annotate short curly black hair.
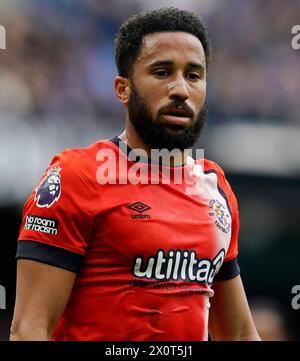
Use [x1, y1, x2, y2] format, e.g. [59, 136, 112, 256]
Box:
[115, 7, 211, 78]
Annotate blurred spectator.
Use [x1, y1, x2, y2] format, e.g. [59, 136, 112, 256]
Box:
[0, 0, 300, 123]
[250, 298, 292, 341]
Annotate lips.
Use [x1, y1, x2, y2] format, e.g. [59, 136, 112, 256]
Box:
[161, 114, 191, 127]
[161, 107, 193, 127]
[164, 107, 193, 118]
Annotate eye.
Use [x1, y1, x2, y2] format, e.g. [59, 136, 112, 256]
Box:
[186, 72, 201, 81]
[154, 70, 170, 78]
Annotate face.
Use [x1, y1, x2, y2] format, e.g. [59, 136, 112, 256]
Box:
[127, 32, 207, 151]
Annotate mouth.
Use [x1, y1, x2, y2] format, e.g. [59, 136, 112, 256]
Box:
[161, 109, 193, 128]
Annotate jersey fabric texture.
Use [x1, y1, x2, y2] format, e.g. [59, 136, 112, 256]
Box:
[17, 137, 240, 341]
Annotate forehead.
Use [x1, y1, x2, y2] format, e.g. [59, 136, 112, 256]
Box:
[136, 31, 206, 68]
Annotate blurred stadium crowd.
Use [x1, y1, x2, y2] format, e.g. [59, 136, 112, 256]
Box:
[0, 0, 300, 122]
[0, 0, 300, 341]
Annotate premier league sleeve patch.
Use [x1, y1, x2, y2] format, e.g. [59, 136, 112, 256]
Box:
[34, 167, 62, 208]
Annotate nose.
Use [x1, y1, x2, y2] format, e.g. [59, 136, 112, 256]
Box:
[167, 75, 189, 101]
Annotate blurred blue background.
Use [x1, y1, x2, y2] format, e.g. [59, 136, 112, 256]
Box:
[0, 0, 299, 340]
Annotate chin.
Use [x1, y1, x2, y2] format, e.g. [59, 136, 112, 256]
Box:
[164, 124, 188, 133]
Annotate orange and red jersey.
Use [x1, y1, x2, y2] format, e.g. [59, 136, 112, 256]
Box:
[17, 137, 240, 341]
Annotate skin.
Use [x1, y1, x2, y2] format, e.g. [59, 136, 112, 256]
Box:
[10, 31, 260, 341]
[115, 32, 207, 166]
[10, 260, 76, 340]
[209, 276, 260, 340]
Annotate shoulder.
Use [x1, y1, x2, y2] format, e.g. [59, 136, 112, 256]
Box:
[198, 158, 238, 210]
[51, 139, 113, 166]
[49, 139, 114, 176]
[202, 159, 226, 177]
[195, 158, 229, 188]
[39, 139, 114, 200]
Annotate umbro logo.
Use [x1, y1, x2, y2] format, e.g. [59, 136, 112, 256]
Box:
[127, 202, 151, 219]
[127, 202, 151, 213]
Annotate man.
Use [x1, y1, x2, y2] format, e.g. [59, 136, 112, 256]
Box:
[10, 7, 260, 341]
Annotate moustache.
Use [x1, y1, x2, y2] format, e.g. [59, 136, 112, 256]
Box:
[158, 101, 195, 119]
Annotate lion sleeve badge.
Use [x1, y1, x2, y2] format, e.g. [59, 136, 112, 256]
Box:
[34, 167, 62, 208]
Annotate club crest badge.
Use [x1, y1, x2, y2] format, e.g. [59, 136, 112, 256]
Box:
[209, 199, 231, 233]
[35, 167, 62, 208]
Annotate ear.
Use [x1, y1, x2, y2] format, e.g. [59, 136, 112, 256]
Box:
[114, 76, 130, 104]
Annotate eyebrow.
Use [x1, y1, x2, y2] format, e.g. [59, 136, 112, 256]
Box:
[148, 60, 205, 72]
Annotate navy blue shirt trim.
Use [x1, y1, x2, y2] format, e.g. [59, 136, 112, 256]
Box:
[214, 256, 240, 281]
[16, 240, 83, 273]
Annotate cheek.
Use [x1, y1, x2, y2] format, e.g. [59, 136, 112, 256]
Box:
[135, 80, 166, 117]
[193, 84, 206, 109]
[146, 92, 166, 117]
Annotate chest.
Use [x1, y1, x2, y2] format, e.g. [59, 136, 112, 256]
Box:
[91, 180, 232, 264]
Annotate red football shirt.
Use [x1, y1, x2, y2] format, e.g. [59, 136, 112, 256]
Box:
[17, 137, 240, 340]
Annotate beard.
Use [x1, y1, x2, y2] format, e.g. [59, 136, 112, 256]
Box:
[127, 83, 208, 151]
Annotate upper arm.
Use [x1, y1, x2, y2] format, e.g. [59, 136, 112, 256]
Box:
[204, 163, 259, 340]
[10, 148, 103, 340]
[10, 259, 76, 340]
[11, 150, 96, 340]
[18, 150, 96, 255]
[208, 275, 260, 340]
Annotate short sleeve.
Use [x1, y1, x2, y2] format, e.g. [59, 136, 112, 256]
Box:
[17, 149, 96, 262]
[224, 181, 239, 263]
[211, 163, 240, 280]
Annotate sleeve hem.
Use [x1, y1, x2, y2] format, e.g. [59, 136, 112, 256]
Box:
[16, 240, 84, 274]
[17, 236, 86, 256]
[214, 256, 240, 281]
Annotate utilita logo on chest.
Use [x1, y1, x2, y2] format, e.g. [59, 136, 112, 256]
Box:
[132, 249, 225, 285]
[34, 167, 62, 208]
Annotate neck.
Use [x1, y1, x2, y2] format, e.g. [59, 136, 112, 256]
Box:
[119, 121, 188, 167]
